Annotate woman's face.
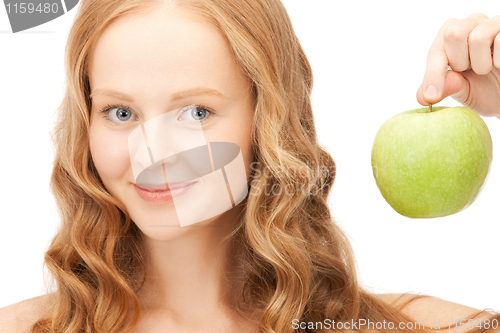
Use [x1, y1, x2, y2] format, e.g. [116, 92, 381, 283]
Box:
[88, 4, 254, 240]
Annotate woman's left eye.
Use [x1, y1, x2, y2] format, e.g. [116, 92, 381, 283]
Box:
[179, 105, 213, 123]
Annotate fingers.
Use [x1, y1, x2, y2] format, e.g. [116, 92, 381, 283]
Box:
[467, 15, 500, 74]
[442, 18, 469, 72]
[442, 15, 487, 73]
[416, 69, 469, 107]
[495, 30, 500, 68]
[418, 19, 455, 105]
[418, 13, 500, 106]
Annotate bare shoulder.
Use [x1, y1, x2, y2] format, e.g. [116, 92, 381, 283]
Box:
[376, 293, 499, 332]
[0, 293, 56, 333]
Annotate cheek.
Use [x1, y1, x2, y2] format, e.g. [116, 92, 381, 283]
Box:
[89, 125, 131, 185]
[232, 124, 254, 181]
[214, 114, 254, 181]
[232, 111, 255, 180]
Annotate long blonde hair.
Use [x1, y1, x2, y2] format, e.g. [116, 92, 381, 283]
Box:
[33, 0, 499, 332]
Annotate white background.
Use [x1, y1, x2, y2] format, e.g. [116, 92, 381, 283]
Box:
[0, 1, 498, 312]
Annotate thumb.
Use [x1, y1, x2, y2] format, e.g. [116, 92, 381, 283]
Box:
[416, 70, 469, 106]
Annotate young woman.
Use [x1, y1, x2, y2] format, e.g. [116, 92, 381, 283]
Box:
[0, 1, 499, 332]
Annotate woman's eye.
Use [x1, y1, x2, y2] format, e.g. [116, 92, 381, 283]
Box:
[109, 107, 134, 122]
[179, 105, 213, 123]
[99, 105, 137, 124]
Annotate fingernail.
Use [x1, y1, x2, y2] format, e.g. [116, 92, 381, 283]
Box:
[424, 85, 438, 99]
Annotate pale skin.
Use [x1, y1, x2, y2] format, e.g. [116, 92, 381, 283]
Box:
[0, 8, 499, 333]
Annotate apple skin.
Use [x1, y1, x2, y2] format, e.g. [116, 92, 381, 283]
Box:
[371, 106, 492, 218]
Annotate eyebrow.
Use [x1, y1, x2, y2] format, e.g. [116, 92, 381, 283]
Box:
[89, 87, 228, 102]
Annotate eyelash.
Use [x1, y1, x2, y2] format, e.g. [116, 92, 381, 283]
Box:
[98, 104, 215, 125]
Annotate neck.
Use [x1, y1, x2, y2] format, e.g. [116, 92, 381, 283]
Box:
[136, 205, 245, 322]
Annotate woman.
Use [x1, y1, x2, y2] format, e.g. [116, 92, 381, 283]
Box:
[0, 0, 499, 332]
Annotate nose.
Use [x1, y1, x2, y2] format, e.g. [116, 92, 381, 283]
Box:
[142, 110, 198, 162]
[129, 109, 208, 188]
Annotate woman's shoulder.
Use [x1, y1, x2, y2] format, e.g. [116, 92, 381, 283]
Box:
[376, 293, 499, 333]
[0, 292, 56, 333]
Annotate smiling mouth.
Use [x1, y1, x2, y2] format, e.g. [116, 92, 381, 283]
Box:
[133, 181, 199, 205]
[134, 181, 198, 192]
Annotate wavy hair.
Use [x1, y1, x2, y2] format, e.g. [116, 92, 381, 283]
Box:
[32, 0, 499, 332]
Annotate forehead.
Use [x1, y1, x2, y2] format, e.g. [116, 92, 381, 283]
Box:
[88, 5, 243, 98]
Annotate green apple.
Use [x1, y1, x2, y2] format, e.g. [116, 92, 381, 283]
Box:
[371, 106, 492, 218]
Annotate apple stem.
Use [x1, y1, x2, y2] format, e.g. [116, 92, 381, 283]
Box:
[429, 104, 433, 112]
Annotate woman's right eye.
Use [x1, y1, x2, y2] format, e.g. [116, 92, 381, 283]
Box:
[99, 104, 138, 124]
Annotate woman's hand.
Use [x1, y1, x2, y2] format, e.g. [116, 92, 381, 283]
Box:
[416, 13, 500, 119]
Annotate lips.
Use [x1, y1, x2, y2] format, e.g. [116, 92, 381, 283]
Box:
[133, 181, 198, 204]
[134, 181, 197, 192]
